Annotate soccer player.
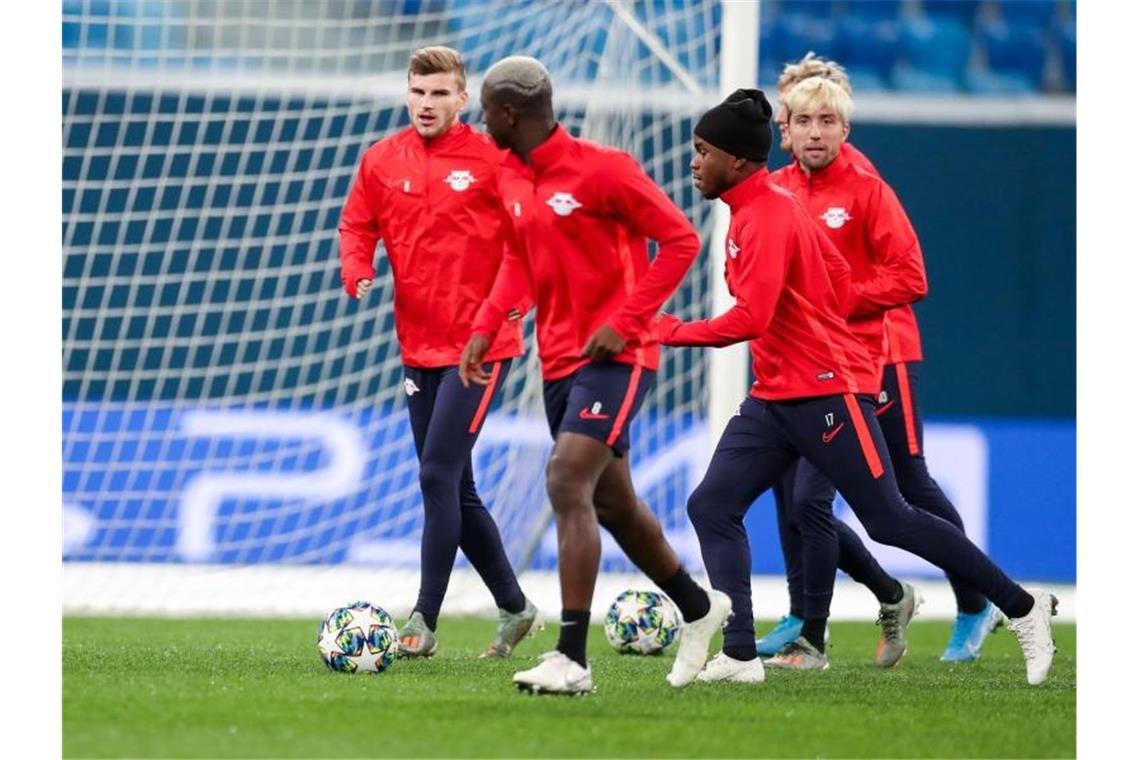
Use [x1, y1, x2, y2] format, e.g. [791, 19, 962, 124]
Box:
[339, 46, 537, 659]
[655, 88, 1057, 686]
[459, 55, 731, 695]
[757, 58, 1002, 667]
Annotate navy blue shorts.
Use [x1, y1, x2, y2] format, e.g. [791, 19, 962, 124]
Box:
[542, 361, 655, 456]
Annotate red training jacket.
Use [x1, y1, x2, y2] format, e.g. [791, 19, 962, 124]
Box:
[657, 168, 877, 400]
[472, 125, 700, 380]
[339, 122, 524, 368]
[770, 146, 927, 384]
[842, 143, 924, 364]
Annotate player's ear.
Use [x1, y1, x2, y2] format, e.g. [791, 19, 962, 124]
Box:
[457, 89, 469, 110]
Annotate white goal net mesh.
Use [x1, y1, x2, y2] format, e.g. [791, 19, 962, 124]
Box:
[63, 0, 725, 610]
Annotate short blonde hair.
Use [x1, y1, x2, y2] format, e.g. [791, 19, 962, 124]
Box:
[784, 76, 854, 124]
[777, 52, 853, 96]
[408, 46, 467, 90]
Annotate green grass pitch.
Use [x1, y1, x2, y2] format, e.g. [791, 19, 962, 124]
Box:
[64, 615, 1074, 758]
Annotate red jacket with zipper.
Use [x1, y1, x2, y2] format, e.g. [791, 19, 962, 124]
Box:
[770, 146, 927, 385]
[657, 168, 877, 400]
[841, 143, 924, 364]
[339, 122, 524, 368]
[472, 125, 700, 380]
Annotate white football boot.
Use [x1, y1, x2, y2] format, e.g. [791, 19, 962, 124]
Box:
[513, 651, 593, 695]
[1008, 588, 1058, 686]
[696, 651, 766, 684]
[666, 589, 733, 688]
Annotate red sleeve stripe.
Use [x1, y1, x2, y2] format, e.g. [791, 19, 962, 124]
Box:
[893, 362, 921, 455]
[467, 361, 503, 434]
[607, 365, 644, 447]
[844, 393, 885, 479]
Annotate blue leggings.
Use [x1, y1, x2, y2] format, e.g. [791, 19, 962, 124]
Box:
[775, 362, 988, 619]
[404, 361, 525, 618]
[687, 393, 1028, 652]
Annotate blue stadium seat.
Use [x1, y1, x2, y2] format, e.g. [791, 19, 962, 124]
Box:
[891, 65, 962, 93]
[774, 0, 839, 19]
[979, 19, 1049, 88]
[836, 16, 901, 80]
[845, 66, 890, 92]
[899, 15, 972, 83]
[839, 0, 902, 21]
[921, 0, 981, 28]
[759, 19, 783, 76]
[998, 0, 1059, 29]
[963, 68, 1036, 94]
[771, 13, 840, 66]
[1057, 19, 1075, 90]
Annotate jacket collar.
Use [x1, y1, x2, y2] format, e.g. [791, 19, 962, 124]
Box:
[414, 120, 470, 152]
[794, 144, 851, 187]
[720, 166, 771, 212]
[528, 124, 572, 173]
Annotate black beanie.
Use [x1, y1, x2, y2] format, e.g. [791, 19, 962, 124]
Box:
[694, 88, 773, 163]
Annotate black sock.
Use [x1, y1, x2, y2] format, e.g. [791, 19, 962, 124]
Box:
[724, 644, 756, 661]
[418, 610, 439, 632]
[877, 579, 904, 606]
[500, 590, 527, 615]
[556, 609, 591, 668]
[801, 617, 827, 651]
[1006, 589, 1034, 619]
[659, 567, 711, 622]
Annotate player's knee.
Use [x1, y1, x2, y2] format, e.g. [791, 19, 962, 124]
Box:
[861, 505, 914, 545]
[545, 459, 590, 511]
[686, 485, 719, 532]
[419, 459, 459, 502]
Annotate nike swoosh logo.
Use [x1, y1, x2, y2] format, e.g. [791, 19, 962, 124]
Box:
[874, 400, 895, 416]
[822, 423, 845, 443]
[579, 409, 610, 421]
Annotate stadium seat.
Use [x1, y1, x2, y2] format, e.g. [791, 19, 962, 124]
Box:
[899, 15, 973, 85]
[771, 13, 840, 65]
[836, 15, 901, 80]
[839, 0, 901, 22]
[1056, 19, 1075, 91]
[963, 68, 1036, 95]
[979, 19, 1049, 88]
[920, 0, 981, 28]
[998, 0, 1059, 29]
[845, 66, 890, 92]
[891, 64, 962, 93]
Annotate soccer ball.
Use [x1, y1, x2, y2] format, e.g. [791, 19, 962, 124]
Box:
[317, 601, 399, 674]
[603, 590, 681, 655]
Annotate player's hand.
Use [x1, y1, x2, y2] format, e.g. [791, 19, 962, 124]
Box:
[354, 278, 373, 299]
[652, 313, 684, 345]
[581, 324, 626, 361]
[459, 334, 492, 387]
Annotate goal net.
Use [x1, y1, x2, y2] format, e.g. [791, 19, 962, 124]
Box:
[63, 0, 736, 614]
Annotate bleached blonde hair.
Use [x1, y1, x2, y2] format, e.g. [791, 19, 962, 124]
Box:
[777, 52, 854, 96]
[784, 76, 854, 124]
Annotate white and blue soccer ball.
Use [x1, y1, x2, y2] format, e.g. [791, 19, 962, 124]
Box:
[603, 590, 681, 655]
[317, 601, 399, 674]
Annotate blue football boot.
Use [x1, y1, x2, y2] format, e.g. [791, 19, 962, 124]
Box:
[940, 600, 1004, 663]
[755, 614, 804, 658]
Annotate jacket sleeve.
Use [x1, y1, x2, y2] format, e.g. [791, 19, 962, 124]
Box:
[848, 180, 928, 318]
[601, 153, 701, 341]
[338, 152, 383, 298]
[472, 214, 532, 338]
[662, 214, 792, 347]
